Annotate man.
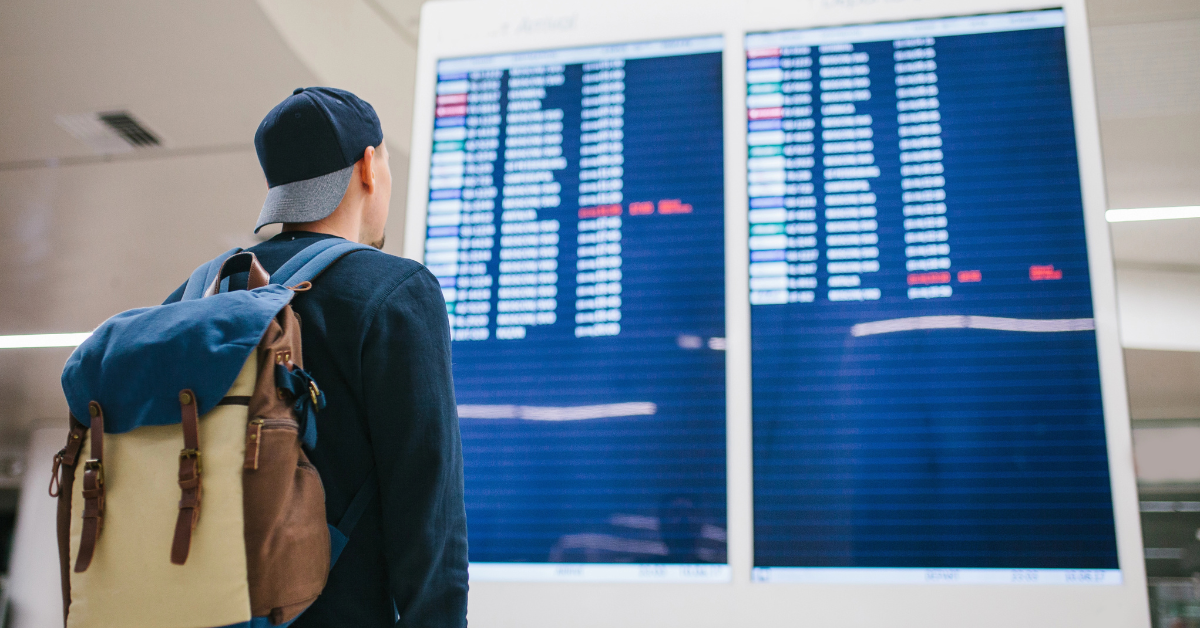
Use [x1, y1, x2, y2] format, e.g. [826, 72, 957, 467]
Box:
[165, 87, 468, 627]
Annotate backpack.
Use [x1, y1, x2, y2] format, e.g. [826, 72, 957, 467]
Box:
[50, 238, 375, 628]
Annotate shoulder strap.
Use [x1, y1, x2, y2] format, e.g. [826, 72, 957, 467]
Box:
[328, 470, 379, 568]
[270, 239, 374, 288]
[183, 239, 372, 301]
[180, 248, 241, 301]
[337, 470, 378, 540]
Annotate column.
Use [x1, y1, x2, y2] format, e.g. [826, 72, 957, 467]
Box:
[575, 59, 625, 337]
[747, 46, 818, 305]
[9, 428, 70, 628]
[495, 65, 565, 340]
[894, 37, 952, 300]
[428, 70, 501, 341]
[818, 44, 881, 302]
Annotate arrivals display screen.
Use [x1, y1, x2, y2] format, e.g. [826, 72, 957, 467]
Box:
[422, 37, 728, 581]
[745, 10, 1121, 584]
[412, 0, 1148, 623]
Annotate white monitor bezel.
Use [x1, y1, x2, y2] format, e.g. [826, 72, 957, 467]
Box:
[405, 0, 1148, 625]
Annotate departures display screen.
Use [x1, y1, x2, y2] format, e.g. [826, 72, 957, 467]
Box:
[745, 10, 1122, 584]
[424, 37, 728, 581]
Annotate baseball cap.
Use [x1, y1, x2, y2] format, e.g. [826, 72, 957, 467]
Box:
[253, 87, 384, 232]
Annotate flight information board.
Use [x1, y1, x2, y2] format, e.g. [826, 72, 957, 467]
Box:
[424, 37, 728, 581]
[745, 10, 1122, 584]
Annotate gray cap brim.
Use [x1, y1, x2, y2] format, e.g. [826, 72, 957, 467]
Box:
[255, 165, 354, 233]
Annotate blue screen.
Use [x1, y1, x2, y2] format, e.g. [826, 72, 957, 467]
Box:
[425, 38, 727, 576]
[745, 11, 1121, 583]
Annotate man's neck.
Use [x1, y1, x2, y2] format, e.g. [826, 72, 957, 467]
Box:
[282, 218, 358, 243]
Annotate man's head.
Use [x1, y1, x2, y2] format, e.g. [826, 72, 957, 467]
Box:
[253, 87, 391, 248]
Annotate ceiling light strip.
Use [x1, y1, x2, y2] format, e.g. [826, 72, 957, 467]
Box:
[0, 333, 92, 349]
[1106, 206, 1200, 223]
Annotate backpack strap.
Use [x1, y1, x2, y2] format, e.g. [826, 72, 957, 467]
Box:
[274, 240, 380, 562]
[203, 252, 271, 297]
[170, 390, 203, 565]
[74, 401, 106, 573]
[181, 238, 369, 302]
[270, 239, 374, 288]
[264, 239, 372, 451]
[328, 470, 379, 567]
[180, 247, 241, 301]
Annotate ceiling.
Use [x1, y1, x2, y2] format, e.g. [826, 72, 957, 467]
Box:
[0, 0, 319, 165]
[3, 0, 1198, 255]
[2, 0, 1198, 202]
[0, 0, 324, 443]
[0, 0, 1197, 445]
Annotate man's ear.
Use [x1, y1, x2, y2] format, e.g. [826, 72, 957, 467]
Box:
[360, 145, 376, 192]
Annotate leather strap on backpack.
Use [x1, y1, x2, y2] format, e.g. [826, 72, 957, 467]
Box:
[49, 423, 87, 498]
[171, 389, 203, 565]
[74, 401, 106, 573]
[204, 251, 271, 297]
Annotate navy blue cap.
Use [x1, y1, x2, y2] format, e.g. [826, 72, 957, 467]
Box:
[252, 87, 384, 232]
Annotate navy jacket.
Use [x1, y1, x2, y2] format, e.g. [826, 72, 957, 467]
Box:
[166, 232, 468, 627]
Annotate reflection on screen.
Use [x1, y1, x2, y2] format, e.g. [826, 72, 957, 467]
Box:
[746, 10, 1122, 585]
[426, 37, 728, 582]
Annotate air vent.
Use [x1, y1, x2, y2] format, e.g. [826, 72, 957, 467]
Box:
[98, 111, 160, 147]
[55, 110, 162, 154]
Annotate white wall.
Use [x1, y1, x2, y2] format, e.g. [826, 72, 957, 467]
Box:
[1133, 426, 1200, 484]
[1116, 267, 1200, 352]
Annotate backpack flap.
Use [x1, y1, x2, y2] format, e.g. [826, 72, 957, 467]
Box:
[62, 285, 295, 432]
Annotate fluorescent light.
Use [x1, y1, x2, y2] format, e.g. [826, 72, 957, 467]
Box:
[0, 333, 92, 349]
[1106, 206, 1200, 223]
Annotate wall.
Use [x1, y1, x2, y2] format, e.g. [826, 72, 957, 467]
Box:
[8, 428, 67, 628]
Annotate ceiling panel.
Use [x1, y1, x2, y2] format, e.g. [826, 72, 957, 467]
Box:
[1087, 0, 1200, 27]
[0, 0, 317, 165]
[1092, 20, 1200, 121]
[1099, 110, 1200, 214]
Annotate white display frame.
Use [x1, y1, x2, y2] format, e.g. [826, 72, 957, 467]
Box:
[405, 0, 1148, 625]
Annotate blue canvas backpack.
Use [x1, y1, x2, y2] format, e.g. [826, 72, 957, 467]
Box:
[51, 239, 375, 628]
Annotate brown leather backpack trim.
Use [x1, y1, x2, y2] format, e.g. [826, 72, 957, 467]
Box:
[204, 252, 270, 297]
[57, 417, 87, 624]
[170, 389, 203, 565]
[50, 423, 86, 498]
[74, 401, 106, 573]
[242, 305, 329, 617]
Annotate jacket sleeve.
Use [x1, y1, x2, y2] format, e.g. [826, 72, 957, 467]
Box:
[360, 266, 468, 628]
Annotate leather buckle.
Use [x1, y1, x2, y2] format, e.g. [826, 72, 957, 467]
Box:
[179, 449, 202, 475]
[83, 459, 104, 486]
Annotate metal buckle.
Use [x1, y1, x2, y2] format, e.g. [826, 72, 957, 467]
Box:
[308, 381, 321, 407]
[83, 459, 104, 486]
[179, 449, 202, 475]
